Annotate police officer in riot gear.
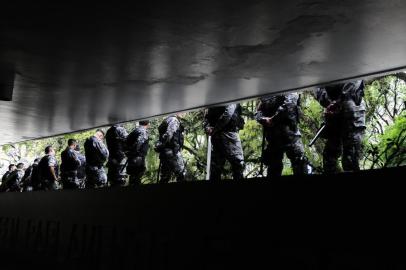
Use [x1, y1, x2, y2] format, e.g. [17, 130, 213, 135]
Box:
[106, 124, 128, 186]
[255, 93, 308, 178]
[126, 120, 150, 186]
[74, 144, 86, 188]
[38, 146, 59, 190]
[204, 103, 245, 181]
[30, 158, 41, 191]
[315, 80, 366, 173]
[21, 158, 40, 192]
[60, 139, 81, 189]
[84, 129, 109, 188]
[3, 163, 25, 192]
[155, 114, 186, 183]
[1, 164, 16, 185]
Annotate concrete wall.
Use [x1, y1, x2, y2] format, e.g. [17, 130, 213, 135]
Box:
[1, 167, 405, 269]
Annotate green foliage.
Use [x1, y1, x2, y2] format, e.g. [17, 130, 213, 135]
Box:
[182, 111, 207, 180]
[141, 118, 161, 184]
[379, 114, 406, 166]
[363, 113, 406, 168]
[299, 91, 324, 172]
[239, 118, 262, 177]
[362, 75, 406, 169]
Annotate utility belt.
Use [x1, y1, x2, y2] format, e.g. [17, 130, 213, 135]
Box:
[41, 178, 56, 184]
[86, 165, 103, 171]
[107, 157, 127, 166]
[207, 120, 239, 133]
[108, 153, 126, 161]
[127, 152, 146, 159]
[159, 147, 181, 157]
[156, 141, 182, 153]
[61, 170, 77, 177]
[61, 172, 81, 187]
[219, 126, 239, 133]
[127, 156, 145, 168]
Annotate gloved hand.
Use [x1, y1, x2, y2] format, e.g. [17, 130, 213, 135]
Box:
[326, 101, 340, 115]
[154, 141, 163, 153]
[205, 126, 214, 136]
[259, 117, 273, 127]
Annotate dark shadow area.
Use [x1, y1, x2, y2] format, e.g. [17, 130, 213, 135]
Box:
[0, 63, 15, 101]
[0, 166, 405, 269]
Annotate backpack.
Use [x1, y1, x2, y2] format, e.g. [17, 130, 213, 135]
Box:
[232, 104, 245, 130]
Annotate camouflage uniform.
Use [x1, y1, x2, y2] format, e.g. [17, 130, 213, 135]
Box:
[1, 171, 12, 186]
[316, 80, 366, 173]
[204, 104, 245, 181]
[60, 147, 81, 189]
[255, 93, 308, 178]
[38, 154, 59, 190]
[29, 162, 41, 191]
[155, 116, 186, 183]
[20, 160, 39, 192]
[4, 168, 24, 192]
[126, 126, 149, 186]
[84, 136, 109, 188]
[0, 170, 13, 191]
[75, 149, 86, 188]
[106, 124, 128, 186]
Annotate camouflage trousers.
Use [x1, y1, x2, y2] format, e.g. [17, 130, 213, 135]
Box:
[127, 156, 146, 186]
[41, 179, 59, 191]
[85, 166, 107, 188]
[210, 131, 244, 181]
[61, 171, 81, 189]
[159, 149, 185, 183]
[107, 157, 127, 186]
[323, 127, 364, 173]
[264, 136, 307, 178]
[7, 182, 21, 192]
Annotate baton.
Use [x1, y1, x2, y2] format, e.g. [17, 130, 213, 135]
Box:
[157, 159, 161, 183]
[205, 135, 212, 180]
[259, 127, 266, 177]
[309, 124, 326, 147]
[120, 159, 128, 174]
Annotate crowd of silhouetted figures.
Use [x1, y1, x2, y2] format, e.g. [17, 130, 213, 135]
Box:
[0, 80, 368, 192]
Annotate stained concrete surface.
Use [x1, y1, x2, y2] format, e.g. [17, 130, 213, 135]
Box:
[1, 1, 406, 144]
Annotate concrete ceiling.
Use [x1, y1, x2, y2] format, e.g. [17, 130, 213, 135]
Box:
[1, 1, 406, 145]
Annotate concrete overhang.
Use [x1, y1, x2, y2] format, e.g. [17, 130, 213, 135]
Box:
[1, 1, 405, 144]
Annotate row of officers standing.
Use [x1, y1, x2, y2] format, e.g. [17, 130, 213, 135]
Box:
[0, 80, 366, 192]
